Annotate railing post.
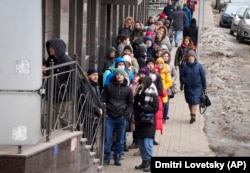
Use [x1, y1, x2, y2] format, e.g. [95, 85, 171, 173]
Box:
[71, 59, 78, 132]
[46, 61, 55, 142]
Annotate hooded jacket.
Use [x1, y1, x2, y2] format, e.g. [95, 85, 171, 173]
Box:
[98, 46, 116, 74]
[183, 18, 198, 46]
[45, 38, 73, 84]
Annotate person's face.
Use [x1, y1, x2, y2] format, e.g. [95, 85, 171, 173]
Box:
[49, 46, 56, 57]
[158, 28, 165, 33]
[162, 53, 169, 62]
[123, 49, 132, 56]
[110, 51, 116, 58]
[88, 73, 98, 83]
[188, 56, 195, 63]
[147, 62, 155, 71]
[149, 18, 155, 24]
[132, 76, 140, 83]
[139, 73, 146, 78]
[125, 61, 131, 68]
[184, 38, 190, 46]
[116, 73, 125, 83]
[139, 82, 145, 90]
[117, 62, 125, 70]
[134, 23, 141, 29]
[145, 40, 152, 48]
[156, 50, 162, 57]
[156, 31, 163, 39]
[124, 38, 130, 45]
[156, 62, 164, 69]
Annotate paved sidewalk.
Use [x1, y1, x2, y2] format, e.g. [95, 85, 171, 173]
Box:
[103, 1, 215, 172]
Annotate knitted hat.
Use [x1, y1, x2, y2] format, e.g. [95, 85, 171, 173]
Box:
[139, 67, 150, 76]
[123, 55, 132, 64]
[187, 50, 196, 58]
[146, 57, 155, 65]
[87, 67, 98, 76]
[115, 57, 125, 66]
[145, 31, 154, 37]
[159, 12, 166, 19]
[114, 68, 127, 78]
[132, 38, 143, 45]
[147, 26, 154, 32]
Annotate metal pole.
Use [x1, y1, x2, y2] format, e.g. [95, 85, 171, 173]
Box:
[46, 61, 55, 142]
[197, 0, 204, 61]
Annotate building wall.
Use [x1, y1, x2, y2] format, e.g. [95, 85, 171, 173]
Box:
[42, 0, 148, 71]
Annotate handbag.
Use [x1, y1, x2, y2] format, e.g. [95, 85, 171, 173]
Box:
[140, 113, 154, 124]
[168, 84, 177, 99]
[199, 90, 211, 114]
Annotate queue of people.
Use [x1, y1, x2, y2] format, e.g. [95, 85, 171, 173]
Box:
[43, 0, 205, 172]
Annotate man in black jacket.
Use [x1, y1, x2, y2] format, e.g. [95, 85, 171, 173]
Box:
[101, 68, 134, 166]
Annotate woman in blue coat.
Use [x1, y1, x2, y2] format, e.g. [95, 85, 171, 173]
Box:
[180, 50, 206, 124]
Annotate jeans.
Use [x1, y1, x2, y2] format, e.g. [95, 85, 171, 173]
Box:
[104, 116, 126, 160]
[138, 138, 153, 161]
[163, 101, 169, 119]
[175, 30, 183, 45]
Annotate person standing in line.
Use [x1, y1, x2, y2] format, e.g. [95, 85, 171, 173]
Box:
[172, 5, 188, 47]
[155, 57, 173, 123]
[127, 75, 141, 150]
[146, 58, 163, 145]
[97, 46, 117, 91]
[134, 76, 159, 172]
[180, 50, 206, 124]
[78, 68, 103, 147]
[117, 34, 132, 57]
[102, 68, 134, 166]
[45, 38, 73, 128]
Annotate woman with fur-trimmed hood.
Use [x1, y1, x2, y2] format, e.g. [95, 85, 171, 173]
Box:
[154, 25, 172, 52]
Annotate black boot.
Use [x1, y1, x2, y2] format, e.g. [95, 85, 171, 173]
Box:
[134, 160, 148, 170]
[190, 113, 196, 124]
[103, 155, 110, 166]
[114, 154, 121, 166]
[143, 161, 151, 172]
[153, 140, 159, 145]
[124, 142, 129, 152]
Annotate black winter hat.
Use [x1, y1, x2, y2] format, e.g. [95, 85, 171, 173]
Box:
[146, 57, 155, 65]
[87, 67, 98, 75]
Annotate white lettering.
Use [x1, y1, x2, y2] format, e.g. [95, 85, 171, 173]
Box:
[185, 161, 225, 170]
